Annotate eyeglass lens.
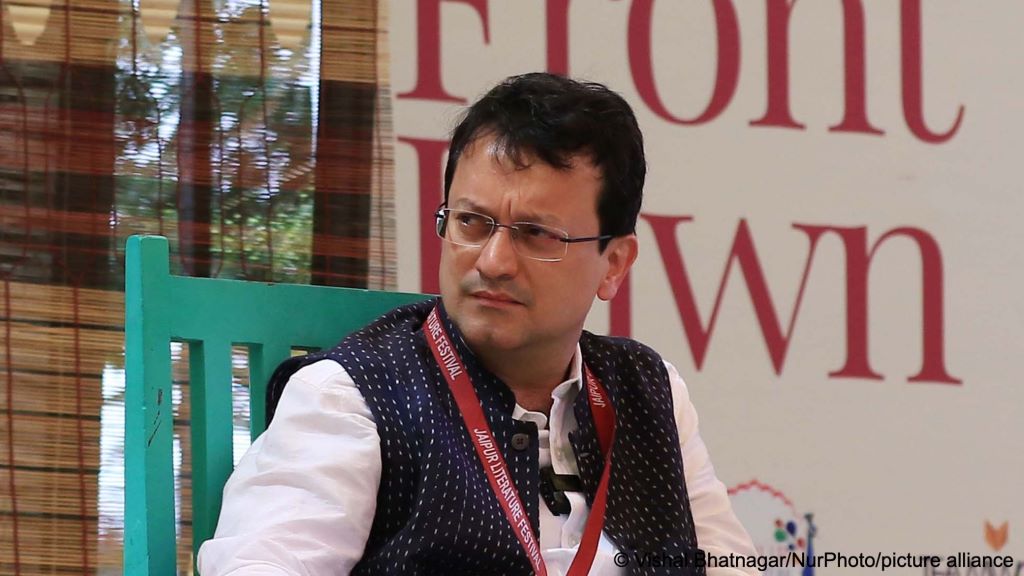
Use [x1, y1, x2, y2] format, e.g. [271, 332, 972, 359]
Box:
[440, 209, 567, 260]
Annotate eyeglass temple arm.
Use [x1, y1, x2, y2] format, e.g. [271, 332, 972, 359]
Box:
[561, 234, 613, 244]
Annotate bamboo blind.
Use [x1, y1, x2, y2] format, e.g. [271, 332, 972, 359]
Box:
[0, 0, 395, 573]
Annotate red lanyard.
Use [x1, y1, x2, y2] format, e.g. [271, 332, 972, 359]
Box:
[423, 307, 615, 576]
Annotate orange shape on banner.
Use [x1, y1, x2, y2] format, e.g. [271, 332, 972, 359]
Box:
[985, 521, 1008, 551]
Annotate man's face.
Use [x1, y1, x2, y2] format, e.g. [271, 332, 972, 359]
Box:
[439, 133, 636, 358]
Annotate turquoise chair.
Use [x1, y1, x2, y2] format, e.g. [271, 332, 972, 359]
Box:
[124, 235, 430, 575]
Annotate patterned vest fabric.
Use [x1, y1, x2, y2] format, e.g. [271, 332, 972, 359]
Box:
[267, 299, 704, 575]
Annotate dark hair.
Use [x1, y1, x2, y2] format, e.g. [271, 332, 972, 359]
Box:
[443, 72, 645, 250]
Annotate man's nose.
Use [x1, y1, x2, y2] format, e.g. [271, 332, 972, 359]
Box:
[475, 227, 519, 280]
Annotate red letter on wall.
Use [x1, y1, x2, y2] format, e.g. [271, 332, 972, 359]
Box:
[828, 0, 884, 135]
[901, 0, 964, 143]
[547, 0, 573, 75]
[643, 215, 821, 373]
[750, 0, 805, 130]
[627, 0, 741, 125]
[753, 0, 883, 134]
[398, 0, 490, 103]
[811, 224, 962, 384]
[398, 136, 449, 294]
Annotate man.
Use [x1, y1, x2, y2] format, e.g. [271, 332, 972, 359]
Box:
[199, 73, 757, 575]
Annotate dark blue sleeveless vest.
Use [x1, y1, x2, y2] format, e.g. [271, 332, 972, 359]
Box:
[267, 299, 705, 575]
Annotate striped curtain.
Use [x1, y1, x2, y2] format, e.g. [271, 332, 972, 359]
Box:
[0, 0, 395, 572]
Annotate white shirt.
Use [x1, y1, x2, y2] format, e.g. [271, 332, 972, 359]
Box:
[198, 348, 758, 575]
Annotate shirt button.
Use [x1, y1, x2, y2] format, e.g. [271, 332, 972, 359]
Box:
[511, 433, 530, 451]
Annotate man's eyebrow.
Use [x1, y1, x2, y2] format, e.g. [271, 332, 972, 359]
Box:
[451, 198, 565, 227]
[450, 198, 489, 212]
[514, 209, 565, 228]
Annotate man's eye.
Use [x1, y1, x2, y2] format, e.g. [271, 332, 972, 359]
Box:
[520, 224, 556, 239]
[457, 213, 483, 226]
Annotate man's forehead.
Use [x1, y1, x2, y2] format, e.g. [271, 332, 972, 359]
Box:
[460, 132, 598, 174]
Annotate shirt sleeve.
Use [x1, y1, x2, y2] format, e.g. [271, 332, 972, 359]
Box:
[197, 359, 381, 576]
[665, 360, 761, 576]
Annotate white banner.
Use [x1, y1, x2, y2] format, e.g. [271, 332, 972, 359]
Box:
[389, 1, 1023, 573]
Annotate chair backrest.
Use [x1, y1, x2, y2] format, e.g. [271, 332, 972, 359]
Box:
[124, 235, 430, 575]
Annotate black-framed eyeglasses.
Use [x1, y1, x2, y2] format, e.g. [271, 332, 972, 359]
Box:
[434, 206, 612, 262]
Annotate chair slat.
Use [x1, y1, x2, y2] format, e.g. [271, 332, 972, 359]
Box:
[188, 338, 236, 566]
[248, 340, 292, 439]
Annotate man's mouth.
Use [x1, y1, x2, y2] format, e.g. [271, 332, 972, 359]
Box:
[470, 291, 524, 306]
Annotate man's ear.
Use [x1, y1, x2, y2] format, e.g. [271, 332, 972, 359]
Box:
[597, 235, 638, 301]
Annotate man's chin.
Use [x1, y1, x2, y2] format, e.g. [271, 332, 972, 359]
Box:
[459, 321, 524, 355]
